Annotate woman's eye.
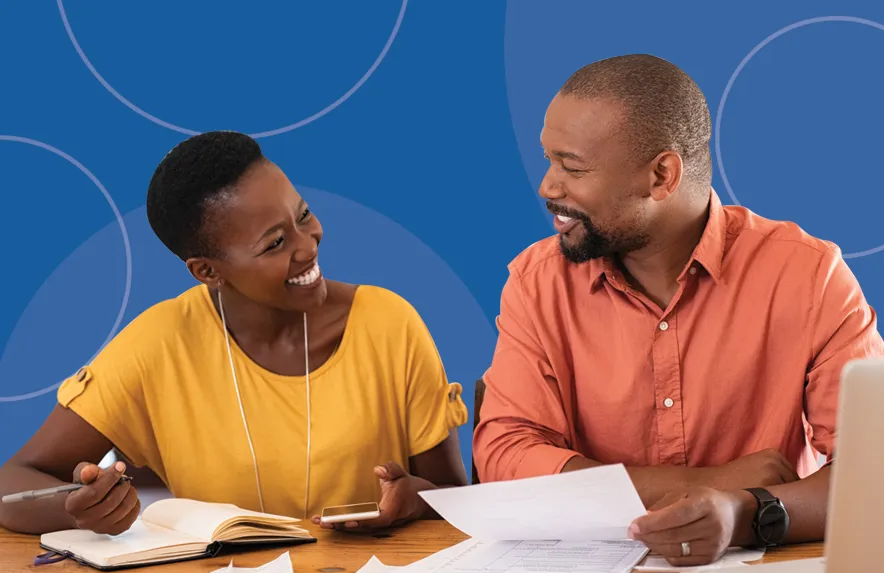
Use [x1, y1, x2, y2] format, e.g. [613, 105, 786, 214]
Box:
[266, 237, 284, 251]
[299, 209, 312, 223]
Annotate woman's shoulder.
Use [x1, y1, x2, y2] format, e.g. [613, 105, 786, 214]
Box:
[350, 284, 424, 322]
[110, 284, 213, 344]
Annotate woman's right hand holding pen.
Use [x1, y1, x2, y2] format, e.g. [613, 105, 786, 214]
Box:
[65, 461, 140, 535]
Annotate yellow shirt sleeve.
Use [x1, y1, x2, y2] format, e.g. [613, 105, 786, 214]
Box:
[401, 298, 469, 456]
[57, 304, 165, 474]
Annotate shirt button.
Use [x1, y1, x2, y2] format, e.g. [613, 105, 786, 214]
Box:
[659, 321, 669, 331]
[663, 398, 674, 408]
[689, 266, 697, 275]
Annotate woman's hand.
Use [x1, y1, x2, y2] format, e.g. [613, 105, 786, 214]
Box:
[311, 462, 434, 532]
[65, 461, 141, 535]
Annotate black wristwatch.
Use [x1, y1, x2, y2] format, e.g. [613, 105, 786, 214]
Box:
[745, 488, 790, 547]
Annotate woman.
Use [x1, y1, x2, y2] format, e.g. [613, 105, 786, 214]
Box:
[0, 131, 468, 535]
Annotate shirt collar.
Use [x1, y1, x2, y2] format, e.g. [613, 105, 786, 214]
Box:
[587, 188, 726, 291]
[686, 188, 726, 284]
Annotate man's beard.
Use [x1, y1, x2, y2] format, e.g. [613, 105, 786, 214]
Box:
[559, 217, 616, 263]
[549, 201, 649, 264]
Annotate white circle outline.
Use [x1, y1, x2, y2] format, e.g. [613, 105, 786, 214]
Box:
[57, 0, 409, 138]
[715, 15, 884, 259]
[0, 136, 132, 402]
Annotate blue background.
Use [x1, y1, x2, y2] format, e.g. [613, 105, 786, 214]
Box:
[2, 1, 884, 479]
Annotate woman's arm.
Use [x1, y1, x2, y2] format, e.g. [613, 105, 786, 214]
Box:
[0, 406, 140, 535]
[410, 429, 468, 488]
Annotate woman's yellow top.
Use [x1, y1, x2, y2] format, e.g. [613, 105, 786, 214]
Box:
[58, 284, 467, 518]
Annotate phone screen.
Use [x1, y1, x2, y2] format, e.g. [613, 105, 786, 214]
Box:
[322, 503, 379, 517]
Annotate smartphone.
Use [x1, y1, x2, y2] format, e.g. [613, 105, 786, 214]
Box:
[319, 502, 381, 524]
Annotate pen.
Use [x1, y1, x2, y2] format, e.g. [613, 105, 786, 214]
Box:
[1, 476, 132, 504]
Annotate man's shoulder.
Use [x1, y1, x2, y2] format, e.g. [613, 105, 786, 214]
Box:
[724, 205, 839, 261]
[508, 236, 567, 279]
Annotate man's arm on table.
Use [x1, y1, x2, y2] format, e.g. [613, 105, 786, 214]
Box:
[473, 270, 797, 508]
[733, 246, 884, 543]
[729, 245, 884, 544]
[631, 248, 884, 563]
[561, 451, 796, 509]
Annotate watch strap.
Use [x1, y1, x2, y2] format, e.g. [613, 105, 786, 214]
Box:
[744, 487, 788, 547]
[746, 487, 777, 505]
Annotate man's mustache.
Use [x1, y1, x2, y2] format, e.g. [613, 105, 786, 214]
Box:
[546, 201, 589, 222]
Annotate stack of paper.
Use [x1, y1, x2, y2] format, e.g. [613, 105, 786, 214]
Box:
[635, 547, 765, 571]
[710, 558, 824, 572]
[360, 464, 650, 573]
[357, 464, 790, 573]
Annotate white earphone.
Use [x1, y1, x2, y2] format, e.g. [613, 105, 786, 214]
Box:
[218, 290, 312, 517]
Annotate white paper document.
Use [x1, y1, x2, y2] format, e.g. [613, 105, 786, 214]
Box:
[418, 464, 647, 541]
[212, 551, 293, 573]
[708, 558, 824, 572]
[634, 547, 765, 571]
[357, 538, 648, 573]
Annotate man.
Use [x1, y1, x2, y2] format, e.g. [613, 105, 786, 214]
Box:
[473, 54, 884, 567]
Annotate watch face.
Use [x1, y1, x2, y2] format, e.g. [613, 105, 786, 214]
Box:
[758, 504, 789, 543]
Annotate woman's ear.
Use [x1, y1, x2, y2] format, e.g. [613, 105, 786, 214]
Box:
[186, 257, 223, 289]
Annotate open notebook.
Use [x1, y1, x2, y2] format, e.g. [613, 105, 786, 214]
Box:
[39, 498, 315, 570]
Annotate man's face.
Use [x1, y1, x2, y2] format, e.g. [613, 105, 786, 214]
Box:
[539, 94, 653, 262]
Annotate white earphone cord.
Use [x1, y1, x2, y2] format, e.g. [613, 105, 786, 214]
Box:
[303, 311, 311, 519]
[218, 291, 311, 518]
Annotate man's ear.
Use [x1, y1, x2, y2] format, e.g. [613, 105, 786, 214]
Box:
[647, 150, 684, 202]
[186, 257, 223, 288]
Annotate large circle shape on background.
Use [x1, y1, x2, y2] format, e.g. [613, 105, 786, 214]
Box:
[715, 16, 884, 259]
[58, 0, 408, 137]
[0, 136, 131, 402]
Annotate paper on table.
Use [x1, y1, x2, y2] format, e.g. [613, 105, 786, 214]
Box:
[634, 547, 765, 571]
[355, 540, 480, 573]
[418, 464, 646, 541]
[358, 538, 648, 573]
[212, 551, 293, 573]
[357, 556, 401, 573]
[709, 558, 824, 572]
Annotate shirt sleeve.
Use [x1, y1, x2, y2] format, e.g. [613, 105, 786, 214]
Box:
[56, 309, 162, 471]
[806, 246, 884, 461]
[402, 299, 468, 457]
[472, 268, 580, 483]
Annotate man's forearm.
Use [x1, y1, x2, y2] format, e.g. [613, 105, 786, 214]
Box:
[730, 466, 830, 546]
[562, 456, 713, 508]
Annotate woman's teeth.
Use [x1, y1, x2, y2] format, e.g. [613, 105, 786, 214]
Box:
[287, 264, 321, 286]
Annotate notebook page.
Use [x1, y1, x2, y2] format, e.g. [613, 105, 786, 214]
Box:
[418, 464, 646, 541]
[143, 498, 301, 541]
[40, 519, 206, 567]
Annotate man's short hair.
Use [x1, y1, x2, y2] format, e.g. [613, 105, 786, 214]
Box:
[560, 54, 712, 185]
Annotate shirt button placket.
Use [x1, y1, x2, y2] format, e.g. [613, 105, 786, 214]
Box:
[652, 314, 686, 466]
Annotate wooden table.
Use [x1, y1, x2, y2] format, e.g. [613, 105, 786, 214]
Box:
[0, 521, 823, 572]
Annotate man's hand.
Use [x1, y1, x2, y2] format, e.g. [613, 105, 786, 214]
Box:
[628, 487, 753, 567]
[700, 449, 799, 491]
[311, 462, 433, 532]
[64, 461, 140, 535]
